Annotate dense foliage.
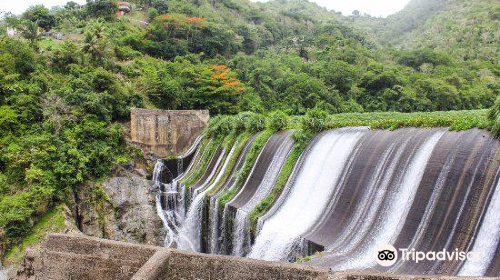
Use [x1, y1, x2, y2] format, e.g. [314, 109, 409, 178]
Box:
[0, 0, 497, 257]
[349, 0, 499, 63]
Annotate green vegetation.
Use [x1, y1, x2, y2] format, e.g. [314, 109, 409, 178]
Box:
[488, 97, 500, 137]
[207, 134, 250, 197]
[4, 205, 67, 263]
[0, 0, 498, 258]
[326, 110, 489, 131]
[218, 130, 274, 211]
[248, 134, 311, 234]
[350, 0, 499, 63]
[181, 137, 222, 187]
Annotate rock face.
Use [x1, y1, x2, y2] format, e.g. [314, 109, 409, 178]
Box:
[130, 108, 209, 158]
[77, 175, 164, 246]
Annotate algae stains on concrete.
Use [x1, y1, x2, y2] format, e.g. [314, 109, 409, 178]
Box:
[130, 108, 209, 158]
[17, 234, 497, 280]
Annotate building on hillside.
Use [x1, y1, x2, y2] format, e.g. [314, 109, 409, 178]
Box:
[117, 2, 131, 16]
[6, 27, 16, 37]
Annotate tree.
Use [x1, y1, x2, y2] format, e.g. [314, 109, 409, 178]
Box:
[189, 65, 244, 114]
[20, 21, 42, 50]
[85, 0, 118, 20]
[83, 21, 112, 64]
[415, 78, 460, 111]
[22, 5, 56, 32]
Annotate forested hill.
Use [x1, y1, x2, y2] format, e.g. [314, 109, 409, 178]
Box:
[349, 0, 499, 63]
[0, 0, 498, 261]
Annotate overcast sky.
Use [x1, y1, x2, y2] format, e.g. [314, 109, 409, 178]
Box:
[254, 0, 413, 17]
[0, 0, 412, 17]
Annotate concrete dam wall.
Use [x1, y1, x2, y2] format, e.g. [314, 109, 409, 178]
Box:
[130, 108, 209, 158]
[153, 127, 500, 277]
[17, 234, 495, 280]
[18, 127, 499, 279]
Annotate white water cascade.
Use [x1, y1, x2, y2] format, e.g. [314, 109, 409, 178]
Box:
[232, 136, 294, 256]
[458, 178, 500, 276]
[177, 144, 237, 252]
[249, 128, 367, 261]
[0, 267, 5, 280]
[152, 159, 188, 247]
[329, 130, 446, 271]
[152, 160, 169, 246]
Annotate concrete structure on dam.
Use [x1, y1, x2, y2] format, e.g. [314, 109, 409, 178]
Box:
[16, 234, 494, 280]
[130, 108, 209, 158]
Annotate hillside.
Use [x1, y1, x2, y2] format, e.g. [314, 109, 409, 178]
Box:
[0, 0, 498, 265]
[350, 0, 500, 62]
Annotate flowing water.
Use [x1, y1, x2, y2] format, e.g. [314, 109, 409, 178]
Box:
[249, 128, 367, 260]
[177, 145, 237, 252]
[458, 178, 500, 276]
[208, 135, 258, 255]
[231, 134, 294, 256]
[151, 128, 499, 277]
[322, 130, 446, 271]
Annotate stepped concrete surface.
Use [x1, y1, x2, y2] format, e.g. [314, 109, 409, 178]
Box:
[16, 234, 497, 280]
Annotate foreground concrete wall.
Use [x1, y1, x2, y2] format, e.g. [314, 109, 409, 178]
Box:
[130, 108, 209, 158]
[18, 234, 158, 280]
[17, 234, 494, 280]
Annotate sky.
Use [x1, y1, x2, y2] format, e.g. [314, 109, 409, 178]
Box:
[0, 0, 412, 17]
[254, 0, 413, 17]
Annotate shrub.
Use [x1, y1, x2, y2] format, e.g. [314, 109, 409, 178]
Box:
[488, 96, 500, 138]
[206, 115, 234, 137]
[301, 108, 328, 133]
[244, 112, 265, 133]
[266, 110, 289, 131]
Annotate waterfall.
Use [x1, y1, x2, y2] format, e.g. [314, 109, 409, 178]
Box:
[0, 267, 5, 280]
[231, 133, 294, 256]
[148, 128, 499, 277]
[208, 196, 220, 254]
[232, 210, 252, 256]
[177, 144, 237, 252]
[249, 128, 367, 261]
[152, 160, 168, 242]
[458, 178, 500, 276]
[152, 159, 188, 247]
[326, 130, 445, 271]
[208, 135, 258, 255]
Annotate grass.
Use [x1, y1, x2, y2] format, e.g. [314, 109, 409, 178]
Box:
[218, 130, 274, 211]
[207, 133, 251, 197]
[181, 137, 222, 187]
[4, 205, 67, 263]
[38, 38, 64, 51]
[248, 133, 313, 235]
[288, 109, 489, 131]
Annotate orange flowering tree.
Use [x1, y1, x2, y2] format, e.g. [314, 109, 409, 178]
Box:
[187, 64, 245, 114]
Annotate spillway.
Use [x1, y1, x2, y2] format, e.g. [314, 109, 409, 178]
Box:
[176, 146, 231, 252]
[305, 129, 445, 270]
[249, 128, 367, 261]
[208, 134, 258, 255]
[153, 127, 500, 277]
[230, 131, 295, 256]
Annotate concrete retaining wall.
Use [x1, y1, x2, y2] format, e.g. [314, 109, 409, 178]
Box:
[130, 108, 209, 158]
[17, 234, 495, 280]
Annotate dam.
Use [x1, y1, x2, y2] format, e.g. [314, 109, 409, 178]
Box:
[152, 126, 499, 277]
